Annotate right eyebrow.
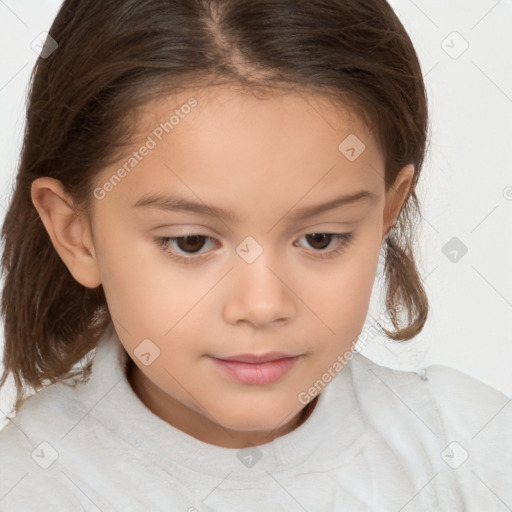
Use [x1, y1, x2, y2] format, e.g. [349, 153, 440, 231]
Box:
[131, 193, 239, 222]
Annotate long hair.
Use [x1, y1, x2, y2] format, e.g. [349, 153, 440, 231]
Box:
[0, 0, 429, 417]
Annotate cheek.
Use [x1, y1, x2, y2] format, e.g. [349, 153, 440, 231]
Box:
[303, 247, 378, 326]
[97, 235, 216, 352]
[298, 238, 380, 358]
[92, 223, 178, 327]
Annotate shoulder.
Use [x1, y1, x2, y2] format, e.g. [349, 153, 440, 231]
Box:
[0, 370, 103, 511]
[0, 417, 86, 511]
[348, 352, 512, 508]
[349, 352, 511, 438]
[416, 361, 511, 418]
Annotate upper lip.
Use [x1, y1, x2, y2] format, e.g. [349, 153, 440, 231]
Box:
[211, 352, 300, 364]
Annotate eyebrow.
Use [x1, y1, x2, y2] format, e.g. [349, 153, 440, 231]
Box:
[131, 190, 379, 223]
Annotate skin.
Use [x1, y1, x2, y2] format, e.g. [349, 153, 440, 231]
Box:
[31, 85, 414, 449]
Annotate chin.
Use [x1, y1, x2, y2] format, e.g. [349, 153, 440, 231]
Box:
[216, 403, 300, 433]
[222, 419, 280, 432]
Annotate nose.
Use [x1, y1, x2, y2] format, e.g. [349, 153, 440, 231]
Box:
[222, 254, 296, 328]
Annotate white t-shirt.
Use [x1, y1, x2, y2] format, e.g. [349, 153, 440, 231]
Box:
[1, 322, 510, 511]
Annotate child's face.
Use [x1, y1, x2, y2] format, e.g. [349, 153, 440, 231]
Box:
[56, 85, 413, 447]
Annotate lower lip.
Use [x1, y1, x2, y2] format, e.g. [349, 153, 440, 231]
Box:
[209, 356, 300, 385]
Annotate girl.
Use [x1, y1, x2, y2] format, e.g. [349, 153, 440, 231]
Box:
[0, 0, 510, 510]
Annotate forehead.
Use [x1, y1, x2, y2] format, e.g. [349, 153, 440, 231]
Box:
[137, 84, 375, 144]
[92, 84, 385, 221]
[129, 84, 382, 171]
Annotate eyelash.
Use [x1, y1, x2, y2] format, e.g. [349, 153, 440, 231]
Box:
[153, 232, 354, 265]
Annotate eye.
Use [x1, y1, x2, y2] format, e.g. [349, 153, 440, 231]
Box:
[154, 234, 217, 264]
[293, 233, 354, 259]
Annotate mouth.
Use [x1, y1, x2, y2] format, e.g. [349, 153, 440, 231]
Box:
[208, 353, 302, 385]
[214, 352, 300, 364]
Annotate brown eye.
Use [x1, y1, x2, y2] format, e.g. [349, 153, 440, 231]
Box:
[294, 232, 354, 260]
[154, 234, 218, 262]
[174, 235, 208, 254]
[304, 233, 332, 250]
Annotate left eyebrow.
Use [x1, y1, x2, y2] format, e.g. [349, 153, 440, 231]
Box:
[131, 190, 379, 223]
[287, 190, 379, 221]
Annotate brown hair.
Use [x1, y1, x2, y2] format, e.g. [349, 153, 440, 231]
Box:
[0, 0, 429, 417]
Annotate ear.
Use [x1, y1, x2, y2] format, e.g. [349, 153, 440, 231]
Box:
[31, 177, 102, 288]
[381, 164, 415, 242]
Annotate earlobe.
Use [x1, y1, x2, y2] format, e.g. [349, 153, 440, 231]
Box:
[30, 177, 102, 288]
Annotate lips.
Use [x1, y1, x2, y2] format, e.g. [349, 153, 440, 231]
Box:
[208, 354, 301, 385]
[215, 352, 299, 364]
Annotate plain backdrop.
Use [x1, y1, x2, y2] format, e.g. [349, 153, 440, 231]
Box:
[0, 0, 511, 429]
